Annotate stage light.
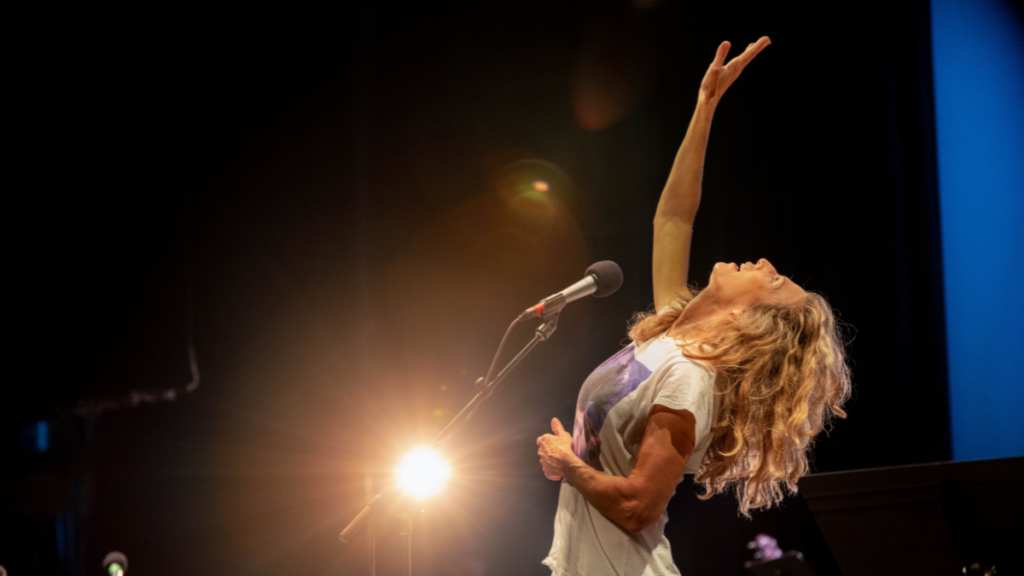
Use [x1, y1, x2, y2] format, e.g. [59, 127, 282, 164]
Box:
[103, 551, 128, 576]
[396, 448, 450, 499]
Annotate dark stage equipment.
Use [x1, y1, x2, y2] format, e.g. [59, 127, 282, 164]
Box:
[800, 457, 1024, 576]
[743, 533, 819, 576]
[746, 552, 818, 576]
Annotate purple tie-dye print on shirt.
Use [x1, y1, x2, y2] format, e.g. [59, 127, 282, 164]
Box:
[571, 346, 653, 471]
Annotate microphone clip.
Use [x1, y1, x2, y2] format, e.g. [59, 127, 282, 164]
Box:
[535, 312, 560, 340]
[518, 293, 566, 322]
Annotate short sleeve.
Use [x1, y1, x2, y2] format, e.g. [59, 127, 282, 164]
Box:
[649, 360, 715, 448]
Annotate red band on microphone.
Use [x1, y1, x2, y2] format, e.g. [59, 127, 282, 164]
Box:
[533, 304, 544, 317]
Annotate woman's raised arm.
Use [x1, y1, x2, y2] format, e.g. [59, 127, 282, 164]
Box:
[652, 37, 771, 312]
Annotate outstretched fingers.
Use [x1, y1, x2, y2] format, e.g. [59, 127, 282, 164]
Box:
[727, 36, 771, 71]
[701, 42, 730, 98]
[713, 41, 731, 69]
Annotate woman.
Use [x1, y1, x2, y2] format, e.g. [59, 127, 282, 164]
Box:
[536, 37, 851, 576]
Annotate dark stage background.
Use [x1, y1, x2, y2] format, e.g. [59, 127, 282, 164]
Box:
[4, 1, 956, 575]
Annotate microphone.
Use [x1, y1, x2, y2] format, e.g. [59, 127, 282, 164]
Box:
[519, 261, 623, 320]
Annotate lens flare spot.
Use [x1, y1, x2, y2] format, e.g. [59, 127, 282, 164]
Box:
[571, 4, 664, 131]
[396, 448, 450, 499]
[532, 180, 550, 192]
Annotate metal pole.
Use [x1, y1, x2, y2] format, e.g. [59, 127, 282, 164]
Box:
[399, 511, 415, 576]
[368, 515, 376, 576]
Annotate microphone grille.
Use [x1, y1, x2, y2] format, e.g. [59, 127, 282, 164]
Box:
[586, 261, 623, 298]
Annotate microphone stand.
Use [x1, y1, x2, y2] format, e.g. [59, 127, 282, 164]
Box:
[432, 313, 559, 448]
[338, 313, 560, 547]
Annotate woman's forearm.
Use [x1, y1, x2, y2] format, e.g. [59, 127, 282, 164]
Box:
[561, 455, 656, 534]
[651, 100, 717, 309]
[655, 36, 769, 226]
[539, 414, 694, 535]
[655, 101, 716, 226]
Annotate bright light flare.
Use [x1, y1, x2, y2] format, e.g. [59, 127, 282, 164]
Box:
[396, 448, 450, 499]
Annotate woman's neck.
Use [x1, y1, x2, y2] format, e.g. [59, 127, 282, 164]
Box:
[667, 293, 729, 343]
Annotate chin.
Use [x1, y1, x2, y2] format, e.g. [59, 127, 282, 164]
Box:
[709, 262, 733, 282]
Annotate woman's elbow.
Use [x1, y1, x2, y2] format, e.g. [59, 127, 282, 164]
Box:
[622, 515, 659, 534]
[620, 504, 663, 534]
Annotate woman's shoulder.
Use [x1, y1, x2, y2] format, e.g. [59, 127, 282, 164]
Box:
[636, 332, 715, 377]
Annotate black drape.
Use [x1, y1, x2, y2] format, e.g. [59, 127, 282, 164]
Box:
[4, 1, 949, 574]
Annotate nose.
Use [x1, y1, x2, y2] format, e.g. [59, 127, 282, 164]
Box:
[756, 258, 777, 273]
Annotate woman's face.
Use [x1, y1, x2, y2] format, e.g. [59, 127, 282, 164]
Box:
[706, 258, 806, 312]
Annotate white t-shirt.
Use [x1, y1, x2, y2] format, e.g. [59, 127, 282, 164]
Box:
[542, 332, 718, 576]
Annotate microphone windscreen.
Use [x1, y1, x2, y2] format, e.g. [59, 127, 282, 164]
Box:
[586, 261, 623, 298]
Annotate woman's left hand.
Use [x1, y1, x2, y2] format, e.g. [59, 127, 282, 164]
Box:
[537, 418, 574, 481]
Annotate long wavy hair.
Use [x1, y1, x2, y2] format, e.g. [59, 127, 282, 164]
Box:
[629, 287, 851, 517]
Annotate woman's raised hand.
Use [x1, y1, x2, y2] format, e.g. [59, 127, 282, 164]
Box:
[699, 36, 771, 107]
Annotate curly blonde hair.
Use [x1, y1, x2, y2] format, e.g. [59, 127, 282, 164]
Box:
[629, 287, 851, 517]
